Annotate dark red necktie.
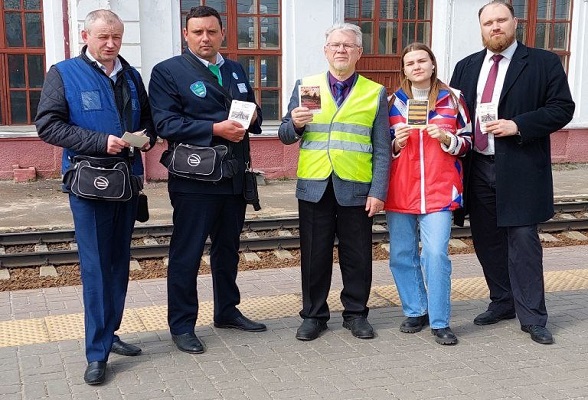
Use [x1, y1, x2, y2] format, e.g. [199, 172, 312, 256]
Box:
[475, 54, 503, 151]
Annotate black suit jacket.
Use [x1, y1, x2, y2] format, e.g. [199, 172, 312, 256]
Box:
[450, 42, 575, 226]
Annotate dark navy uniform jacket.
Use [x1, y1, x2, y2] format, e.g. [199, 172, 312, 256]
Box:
[149, 51, 262, 195]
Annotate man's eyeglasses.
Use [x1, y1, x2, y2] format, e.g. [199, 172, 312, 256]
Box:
[326, 42, 359, 51]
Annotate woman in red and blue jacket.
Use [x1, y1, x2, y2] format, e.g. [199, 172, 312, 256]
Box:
[384, 42, 471, 345]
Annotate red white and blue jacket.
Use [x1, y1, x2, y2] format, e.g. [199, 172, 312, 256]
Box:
[384, 87, 472, 214]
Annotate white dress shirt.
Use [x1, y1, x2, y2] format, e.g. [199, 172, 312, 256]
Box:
[475, 41, 518, 154]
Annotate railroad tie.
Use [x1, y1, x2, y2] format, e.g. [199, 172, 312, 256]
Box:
[39, 265, 58, 277]
[564, 231, 588, 241]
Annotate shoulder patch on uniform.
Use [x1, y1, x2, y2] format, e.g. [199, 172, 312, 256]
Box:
[190, 81, 207, 98]
[232, 72, 239, 79]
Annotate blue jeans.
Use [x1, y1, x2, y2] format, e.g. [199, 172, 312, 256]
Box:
[386, 211, 453, 329]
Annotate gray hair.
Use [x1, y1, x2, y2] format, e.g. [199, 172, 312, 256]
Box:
[84, 9, 124, 32]
[325, 23, 362, 47]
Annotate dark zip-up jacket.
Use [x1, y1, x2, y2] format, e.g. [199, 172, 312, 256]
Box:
[35, 46, 155, 175]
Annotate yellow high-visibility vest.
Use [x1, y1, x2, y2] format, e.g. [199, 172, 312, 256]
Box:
[297, 73, 382, 183]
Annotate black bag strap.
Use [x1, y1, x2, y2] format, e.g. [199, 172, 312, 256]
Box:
[181, 53, 233, 109]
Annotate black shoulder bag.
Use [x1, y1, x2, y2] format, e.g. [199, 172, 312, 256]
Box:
[165, 54, 261, 210]
[159, 54, 239, 182]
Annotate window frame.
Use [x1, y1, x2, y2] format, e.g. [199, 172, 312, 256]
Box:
[510, 0, 573, 70]
[344, 0, 433, 56]
[0, 0, 45, 126]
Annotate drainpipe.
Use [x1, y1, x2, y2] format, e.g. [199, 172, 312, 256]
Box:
[61, 0, 70, 59]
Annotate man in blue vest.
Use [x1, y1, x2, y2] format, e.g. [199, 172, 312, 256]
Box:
[279, 23, 390, 341]
[35, 9, 156, 385]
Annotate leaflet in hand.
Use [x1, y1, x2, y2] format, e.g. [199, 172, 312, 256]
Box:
[229, 100, 257, 128]
[477, 102, 498, 133]
[299, 85, 322, 113]
[121, 130, 149, 147]
[407, 99, 429, 127]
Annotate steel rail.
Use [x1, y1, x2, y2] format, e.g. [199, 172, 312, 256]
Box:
[1, 201, 586, 247]
[1, 217, 587, 269]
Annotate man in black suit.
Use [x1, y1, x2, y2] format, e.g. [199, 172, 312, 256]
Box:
[450, 0, 575, 344]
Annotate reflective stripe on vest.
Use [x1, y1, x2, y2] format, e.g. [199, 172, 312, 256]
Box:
[297, 73, 382, 183]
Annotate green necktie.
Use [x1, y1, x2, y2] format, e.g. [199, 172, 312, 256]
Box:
[208, 63, 223, 85]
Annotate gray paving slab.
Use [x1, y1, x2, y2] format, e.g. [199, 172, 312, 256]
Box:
[4, 292, 587, 400]
[0, 249, 586, 399]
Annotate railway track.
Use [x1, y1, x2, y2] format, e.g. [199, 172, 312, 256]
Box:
[1, 201, 588, 269]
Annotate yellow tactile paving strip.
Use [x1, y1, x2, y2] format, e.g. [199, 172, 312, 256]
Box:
[1, 269, 587, 348]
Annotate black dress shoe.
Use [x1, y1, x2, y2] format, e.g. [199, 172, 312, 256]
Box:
[171, 332, 205, 354]
[295, 318, 328, 341]
[343, 317, 375, 339]
[521, 325, 554, 345]
[431, 327, 458, 345]
[214, 315, 267, 332]
[473, 310, 516, 326]
[399, 314, 429, 333]
[84, 361, 106, 385]
[111, 340, 142, 356]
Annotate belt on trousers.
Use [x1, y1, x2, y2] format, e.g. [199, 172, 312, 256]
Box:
[474, 151, 495, 162]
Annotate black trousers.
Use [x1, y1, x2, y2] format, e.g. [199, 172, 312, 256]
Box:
[469, 153, 547, 326]
[298, 181, 373, 321]
[167, 191, 246, 335]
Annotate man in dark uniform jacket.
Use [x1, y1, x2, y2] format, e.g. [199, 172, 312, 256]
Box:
[149, 5, 265, 355]
[35, 10, 156, 384]
[450, 0, 575, 344]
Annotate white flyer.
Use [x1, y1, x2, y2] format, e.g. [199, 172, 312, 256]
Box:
[121, 130, 149, 147]
[477, 102, 498, 133]
[229, 100, 257, 128]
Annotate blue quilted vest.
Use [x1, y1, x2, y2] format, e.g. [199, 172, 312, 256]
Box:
[55, 57, 143, 174]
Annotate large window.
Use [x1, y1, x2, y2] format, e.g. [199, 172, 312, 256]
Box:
[345, 0, 432, 92]
[180, 1, 282, 120]
[510, 0, 573, 69]
[345, 0, 432, 55]
[0, 0, 44, 125]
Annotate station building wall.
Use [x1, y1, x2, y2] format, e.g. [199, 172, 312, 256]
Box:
[0, 0, 586, 180]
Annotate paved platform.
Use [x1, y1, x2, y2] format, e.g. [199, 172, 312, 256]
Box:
[0, 164, 587, 399]
[0, 248, 588, 399]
